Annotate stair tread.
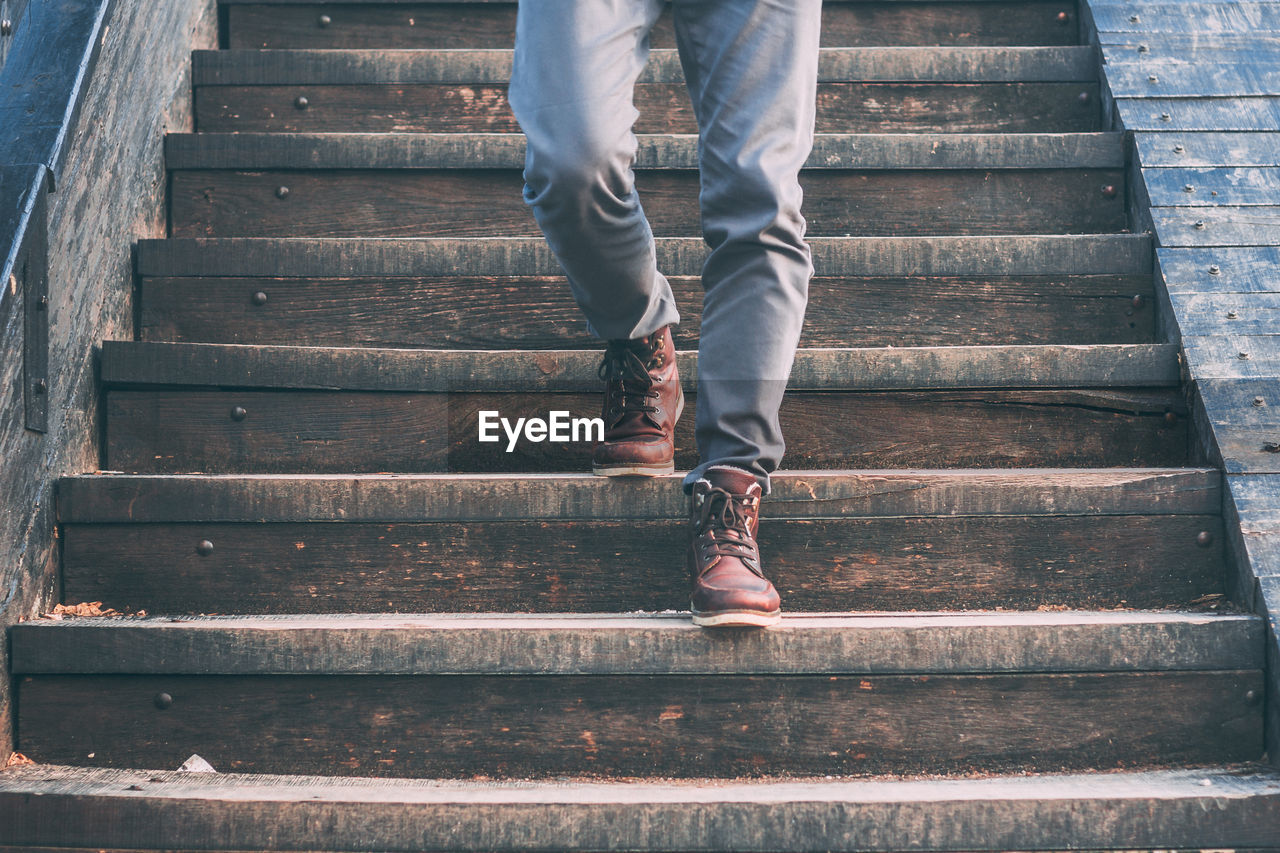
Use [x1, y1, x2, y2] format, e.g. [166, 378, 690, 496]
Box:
[191, 45, 1100, 85]
[58, 468, 1222, 522]
[2, 764, 1277, 851]
[100, 341, 1180, 391]
[9, 611, 1263, 676]
[136, 234, 1154, 277]
[165, 131, 1124, 170]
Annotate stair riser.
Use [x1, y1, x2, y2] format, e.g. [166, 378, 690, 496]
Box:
[195, 83, 1101, 134]
[61, 516, 1225, 614]
[17, 671, 1260, 778]
[227, 2, 1082, 50]
[138, 275, 1157, 349]
[168, 169, 1127, 239]
[103, 388, 1189, 474]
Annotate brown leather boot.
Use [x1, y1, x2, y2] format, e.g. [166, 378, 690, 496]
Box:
[591, 325, 684, 476]
[688, 465, 781, 627]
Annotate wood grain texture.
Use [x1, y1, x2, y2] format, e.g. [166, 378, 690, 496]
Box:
[167, 168, 1127, 238]
[1145, 167, 1280, 207]
[191, 45, 1100, 85]
[1157, 245, 1280, 293]
[56, 469, 1225, 524]
[194, 82, 1101, 134]
[60, 514, 1227, 613]
[1116, 97, 1280, 132]
[1184, 377, 1280, 474]
[134, 234, 1154, 277]
[1137, 132, 1280, 167]
[227, 2, 1082, 50]
[3, 765, 1279, 853]
[102, 387, 1190, 473]
[138, 274, 1157, 348]
[1151, 206, 1280, 247]
[16, 670, 1263, 777]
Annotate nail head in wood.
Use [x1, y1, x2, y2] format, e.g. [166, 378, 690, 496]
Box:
[1246, 689, 1261, 704]
[317, 14, 331, 27]
[196, 540, 214, 556]
[1239, 352, 1250, 360]
[1131, 295, 1143, 309]
[1, 20, 11, 36]
[33, 379, 46, 395]
[1228, 311, 1238, 319]
[1194, 221, 1206, 230]
[1130, 14, 1141, 22]
[294, 96, 309, 110]
[230, 406, 247, 421]
[1138, 44, 1149, 53]
[1209, 264, 1221, 275]
[1077, 91, 1090, 104]
[251, 291, 269, 306]
[275, 186, 290, 199]
[1148, 75, 1159, 83]
[1253, 396, 1265, 406]
[1173, 144, 1184, 153]
[1196, 530, 1213, 547]
[1056, 11, 1070, 22]
[153, 692, 173, 710]
[1164, 410, 1177, 425]
[1101, 185, 1117, 198]
[1160, 113, 1172, 122]
[1183, 184, 1195, 193]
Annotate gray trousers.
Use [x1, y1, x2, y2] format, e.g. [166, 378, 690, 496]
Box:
[508, 0, 822, 493]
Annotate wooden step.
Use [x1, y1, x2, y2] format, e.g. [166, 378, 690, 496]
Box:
[165, 133, 1126, 238]
[136, 233, 1156, 349]
[192, 47, 1101, 133]
[98, 341, 1188, 473]
[57, 469, 1227, 614]
[222, 0, 1085, 51]
[9, 613, 1264, 777]
[3, 765, 1277, 852]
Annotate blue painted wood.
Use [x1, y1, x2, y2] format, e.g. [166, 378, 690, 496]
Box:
[1107, 63, 1280, 97]
[1137, 133, 1280, 167]
[1093, 3, 1280, 34]
[1149, 207, 1280, 246]
[1116, 97, 1280, 131]
[1185, 378, 1280, 473]
[1157, 247, 1280, 292]
[1183, 336, 1280, 378]
[1145, 168, 1280, 206]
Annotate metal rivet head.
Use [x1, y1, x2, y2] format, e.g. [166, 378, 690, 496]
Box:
[1209, 264, 1221, 275]
[1164, 410, 1177, 424]
[1173, 144, 1185, 153]
[1183, 184, 1195, 193]
[231, 406, 248, 421]
[1194, 220, 1206, 229]
[1196, 530, 1213, 547]
[1077, 91, 1090, 104]
[37, 295, 48, 310]
[153, 693, 173, 710]
[196, 540, 214, 556]
[1254, 396, 1265, 406]
[1, 20, 12, 36]
[1148, 74, 1160, 83]
[1227, 311, 1238, 319]
[1056, 10, 1070, 22]
[294, 95, 309, 110]
[1245, 689, 1261, 705]
[252, 291, 269, 306]
[1101, 184, 1117, 198]
[317, 13, 332, 26]
[1130, 13, 1141, 22]
[1131, 294, 1144, 309]
[1138, 43, 1149, 53]
[275, 186, 290, 199]
[1239, 351, 1250, 360]
[1160, 112, 1172, 121]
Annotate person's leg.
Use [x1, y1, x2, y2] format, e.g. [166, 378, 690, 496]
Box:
[671, 0, 822, 495]
[508, 0, 680, 342]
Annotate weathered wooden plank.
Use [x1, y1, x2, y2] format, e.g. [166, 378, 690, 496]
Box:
[135, 235, 1154, 277]
[1223, 473, 1280, 526]
[227, 2, 1082, 50]
[1145, 167, 1280, 207]
[1183, 339, 1280, 378]
[1106, 63, 1280, 97]
[167, 168, 1127, 239]
[16, 671, 1262, 777]
[139, 273, 1157, 349]
[197, 81, 1100, 134]
[60, 514, 1227, 614]
[1157, 246, 1280, 293]
[13, 612, 1260, 675]
[56, 469, 1225, 523]
[165, 132, 1126, 171]
[103, 387, 1189, 473]
[1152, 207, 1280, 247]
[1099, 33, 1280, 62]
[1137, 133, 1280, 167]
[3, 765, 1279, 853]
[191, 46, 1100, 85]
[1092, 2, 1280, 34]
[99, 342, 1181, 392]
[1181, 378, 1280, 474]
[1116, 97, 1280, 132]
[1170, 292, 1280, 336]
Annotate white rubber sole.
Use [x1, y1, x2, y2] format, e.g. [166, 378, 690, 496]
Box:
[591, 386, 685, 478]
[691, 609, 782, 628]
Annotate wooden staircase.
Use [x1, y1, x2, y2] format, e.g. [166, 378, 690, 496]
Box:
[3, 0, 1279, 848]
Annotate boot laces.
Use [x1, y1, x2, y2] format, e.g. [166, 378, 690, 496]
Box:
[598, 336, 663, 426]
[693, 486, 762, 574]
